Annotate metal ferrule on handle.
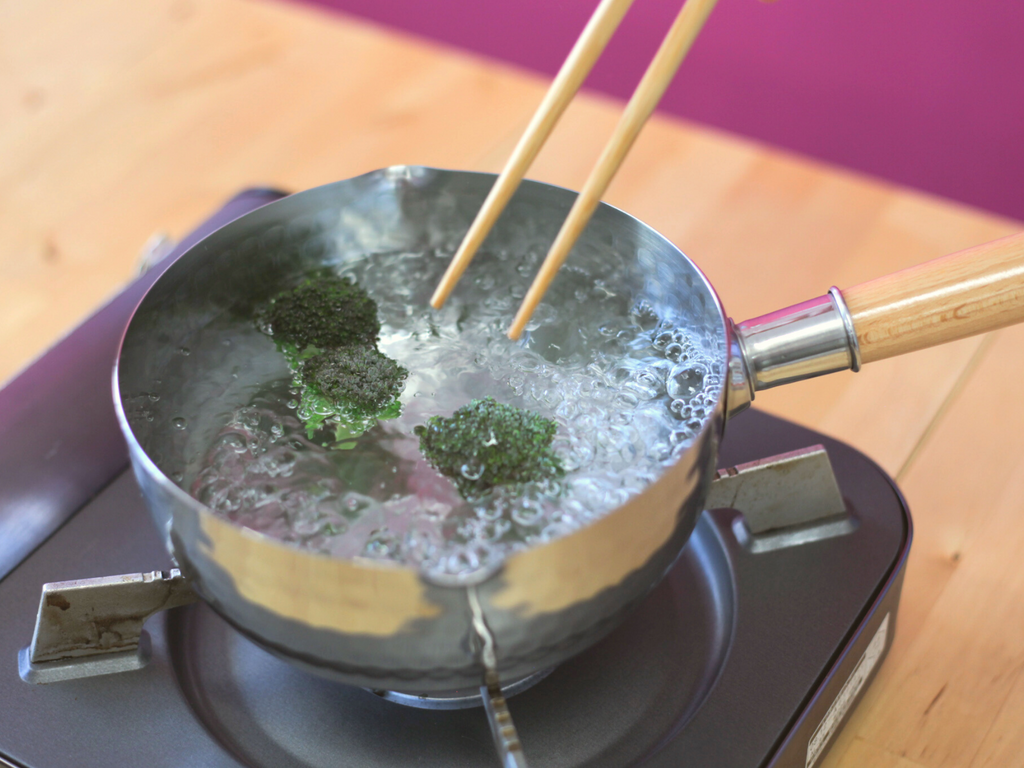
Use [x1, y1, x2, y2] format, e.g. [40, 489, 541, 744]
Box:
[726, 288, 861, 417]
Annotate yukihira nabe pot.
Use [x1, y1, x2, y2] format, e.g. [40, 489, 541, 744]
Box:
[114, 166, 1024, 693]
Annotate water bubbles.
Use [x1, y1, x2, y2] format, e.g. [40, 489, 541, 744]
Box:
[236, 407, 261, 430]
[472, 491, 509, 522]
[216, 433, 244, 454]
[669, 428, 694, 446]
[422, 541, 503, 582]
[421, 499, 452, 521]
[292, 509, 327, 537]
[364, 528, 401, 559]
[613, 391, 640, 409]
[459, 460, 484, 481]
[667, 361, 708, 400]
[652, 330, 674, 350]
[664, 343, 686, 363]
[554, 399, 579, 421]
[180, 242, 725, 581]
[506, 374, 525, 396]
[625, 368, 662, 400]
[511, 500, 545, 527]
[341, 492, 375, 518]
[172, 417, 188, 430]
[477, 518, 511, 542]
[523, 303, 557, 331]
[539, 521, 574, 542]
[403, 529, 437, 560]
[629, 299, 660, 330]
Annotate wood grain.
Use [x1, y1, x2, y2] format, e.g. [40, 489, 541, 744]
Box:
[4, 1, 1024, 766]
[972, 665, 1024, 768]
[824, 323, 1024, 768]
[857, 414, 1024, 766]
[844, 231, 1024, 363]
[834, 737, 929, 768]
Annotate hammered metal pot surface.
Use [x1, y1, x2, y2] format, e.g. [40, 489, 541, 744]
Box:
[115, 166, 728, 691]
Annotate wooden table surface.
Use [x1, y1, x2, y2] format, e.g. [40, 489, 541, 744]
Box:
[4, 0, 1023, 765]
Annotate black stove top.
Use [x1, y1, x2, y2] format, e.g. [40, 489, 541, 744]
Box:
[0, 192, 910, 768]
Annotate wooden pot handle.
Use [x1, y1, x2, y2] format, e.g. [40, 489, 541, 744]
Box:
[841, 231, 1024, 364]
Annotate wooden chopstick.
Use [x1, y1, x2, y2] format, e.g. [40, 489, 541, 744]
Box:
[430, 0, 637, 310]
[508, 0, 720, 340]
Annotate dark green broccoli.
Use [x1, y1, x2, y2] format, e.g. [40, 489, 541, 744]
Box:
[414, 397, 563, 498]
[256, 274, 407, 448]
[303, 347, 408, 412]
[258, 275, 379, 350]
[295, 379, 402, 447]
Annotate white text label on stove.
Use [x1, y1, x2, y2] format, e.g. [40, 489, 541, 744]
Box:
[806, 612, 889, 768]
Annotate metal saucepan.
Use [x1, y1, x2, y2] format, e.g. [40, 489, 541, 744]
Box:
[114, 166, 1024, 693]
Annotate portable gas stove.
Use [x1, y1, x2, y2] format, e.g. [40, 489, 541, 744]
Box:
[0, 191, 910, 768]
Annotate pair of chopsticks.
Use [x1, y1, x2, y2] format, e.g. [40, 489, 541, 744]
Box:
[430, 0, 720, 340]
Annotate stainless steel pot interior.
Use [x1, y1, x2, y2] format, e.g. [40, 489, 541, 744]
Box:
[114, 166, 729, 692]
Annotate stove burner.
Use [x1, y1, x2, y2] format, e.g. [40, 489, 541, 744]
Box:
[166, 514, 733, 767]
[369, 668, 555, 710]
[0, 191, 911, 768]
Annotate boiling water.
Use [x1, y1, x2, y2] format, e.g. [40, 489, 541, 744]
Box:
[135, 245, 725, 583]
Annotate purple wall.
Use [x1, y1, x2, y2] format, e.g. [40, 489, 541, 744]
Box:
[302, 0, 1024, 222]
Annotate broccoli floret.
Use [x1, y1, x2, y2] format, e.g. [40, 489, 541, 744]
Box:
[414, 397, 563, 498]
[296, 379, 402, 447]
[257, 274, 407, 448]
[258, 275, 379, 350]
[277, 341, 405, 446]
[303, 347, 408, 412]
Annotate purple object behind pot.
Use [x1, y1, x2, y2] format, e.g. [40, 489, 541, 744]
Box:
[299, 0, 1024, 221]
